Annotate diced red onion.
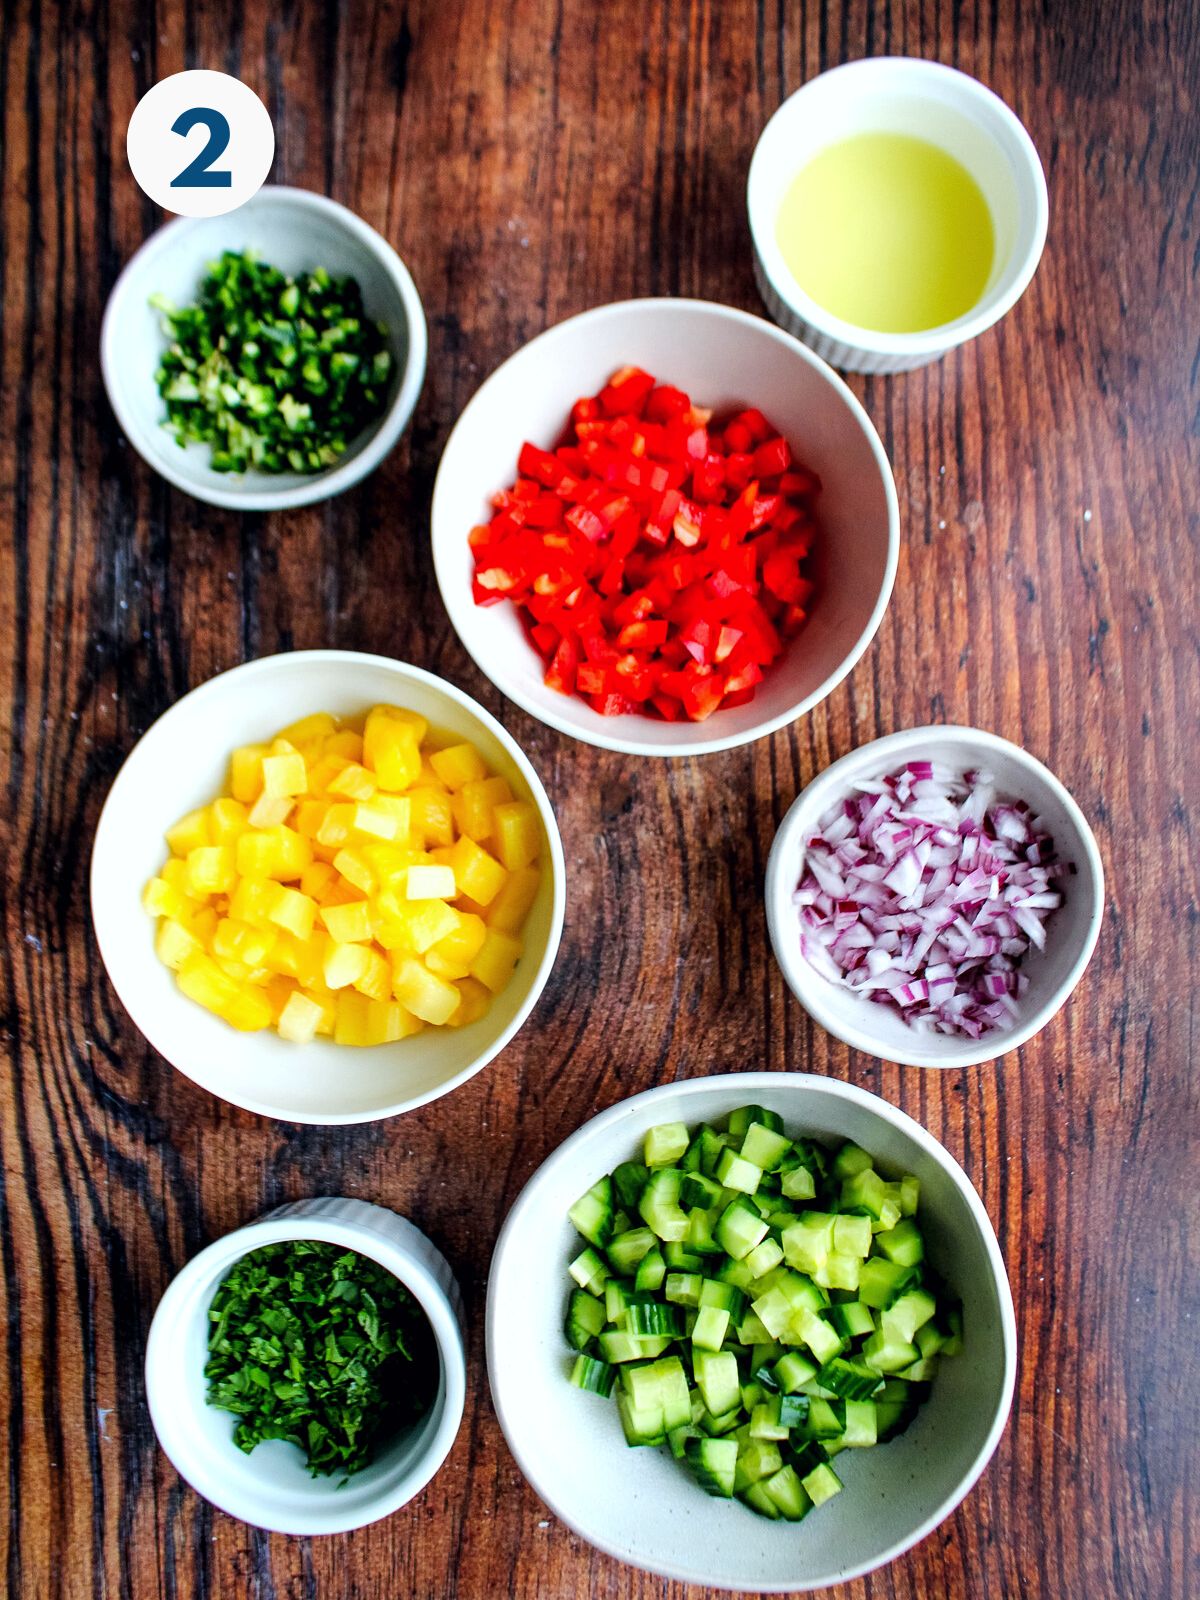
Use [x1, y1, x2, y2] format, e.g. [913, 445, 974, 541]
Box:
[792, 763, 1067, 1038]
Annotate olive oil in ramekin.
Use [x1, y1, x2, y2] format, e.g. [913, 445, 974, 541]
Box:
[776, 133, 995, 334]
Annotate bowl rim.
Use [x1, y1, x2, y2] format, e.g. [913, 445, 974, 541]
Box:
[99, 184, 428, 511]
[431, 296, 900, 757]
[747, 57, 1050, 361]
[485, 1070, 1017, 1591]
[144, 1199, 466, 1535]
[764, 725, 1106, 1068]
[89, 648, 567, 1123]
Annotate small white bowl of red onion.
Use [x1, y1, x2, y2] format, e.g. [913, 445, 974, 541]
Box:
[765, 727, 1105, 1068]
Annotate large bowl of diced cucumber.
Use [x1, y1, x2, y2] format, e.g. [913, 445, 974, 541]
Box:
[486, 1073, 1015, 1592]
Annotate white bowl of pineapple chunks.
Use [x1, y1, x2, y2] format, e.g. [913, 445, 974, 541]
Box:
[487, 1073, 1015, 1591]
[91, 650, 565, 1123]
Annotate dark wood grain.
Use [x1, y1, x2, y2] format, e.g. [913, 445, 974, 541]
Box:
[1, 0, 1197, 1595]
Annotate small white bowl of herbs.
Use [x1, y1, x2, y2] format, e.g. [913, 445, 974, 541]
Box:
[144, 1197, 465, 1534]
[101, 186, 426, 510]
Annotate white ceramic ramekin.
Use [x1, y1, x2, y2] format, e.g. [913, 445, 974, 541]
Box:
[765, 726, 1105, 1067]
[101, 186, 427, 509]
[748, 58, 1049, 373]
[145, 1197, 466, 1535]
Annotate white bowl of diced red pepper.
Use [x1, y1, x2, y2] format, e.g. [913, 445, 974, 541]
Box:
[431, 299, 900, 756]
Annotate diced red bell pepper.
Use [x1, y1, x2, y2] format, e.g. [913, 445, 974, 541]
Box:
[617, 619, 669, 650]
[599, 366, 656, 417]
[752, 437, 792, 478]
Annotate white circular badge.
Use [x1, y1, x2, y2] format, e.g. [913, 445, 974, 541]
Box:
[127, 70, 275, 218]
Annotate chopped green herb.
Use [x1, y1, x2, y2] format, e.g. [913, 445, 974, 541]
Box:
[205, 1239, 433, 1478]
[151, 251, 393, 475]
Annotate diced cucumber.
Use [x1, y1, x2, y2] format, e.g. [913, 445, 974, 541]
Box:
[750, 1395, 789, 1440]
[716, 1147, 763, 1194]
[623, 1355, 692, 1430]
[565, 1288, 606, 1351]
[686, 1206, 724, 1256]
[681, 1171, 723, 1210]
[778, 1393, 809, 1429]
[882, 1287, 937, 1343]
[635, 1244, 666, 1292]
[815, 1252, 861, 1292]
[796, 1308, 845, 1366]
[598, 1329, 671, 1363]
[842, 1398, 878, 1447]
[874, 1217, 925, 1267]
[762, 1463, 812, 1520]
[639, 1168, 689, 1241]
[568, 1176, 614, 1248]
[773, 1351, 818, 1392]
[699, 1278, 748, 1320]
[827, 1300, 875, 1340]
[727, 1104, 783, 1138]
[569, 1354, 616, 1396]
[780, 1162, 817, 1201]
[899, 1175, 920, 1216]
[568, 1246, 610, 1294]
[700, 1404, 744, 1437]
[895, 1356, 939, 1382]
[832, 1142, 874, 1179]
[698, 1125, 731, 1177]
[831, 1214, 873, 1258]
[692, 1305, 730, 1351]
[664, 1271, 703, 1306]
[604, 1278, 631, 1325]
[616, 1388, 665, 1446]
[780, 1213, 834, 1275]
[684, 1435, 737, 1497]
[858, 1257, 920, 1309]
[802, 1459, 843, 1506]
[743, 1236, 784, 1278]
[612, 1161, 650, 1210]
[861, 1328, 919, 1372]
[737, 1310, 773, 1346]
[626, 1298, 684, 1338]
[716, 1196, 769, 1259]
[645, 1121, 690, 1168]
[816, 1357, 884, 1401]
[734, 1438, 784, 1492]
[805, 1397, 846, 1439]
[606, 1226, 657, 1275]
[694, 1349, 740, 1417]
[667, 1423, 698, 1459]
[663, 1241, 704, 1271]
[741, 1481, 781, 1519]
[840, 1167, 900, 1227]
[740, 1122, 793, 1171]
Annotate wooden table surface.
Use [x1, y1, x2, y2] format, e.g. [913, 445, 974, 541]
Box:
[2, 0, 1197, 1596]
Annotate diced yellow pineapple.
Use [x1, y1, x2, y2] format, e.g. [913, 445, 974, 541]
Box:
[229, 744, 268, 803]
[362, 843, 421, 892]
[213, 917, 276, 968]
[486, 865, 540, 933]
[175, 951, 238, 1012]
[229, 876, 275, 928]
[391, 957, 461, 1025]
[447, 836, 507, 906]
[333, 848, 376, 896]
[190, 905, 219, 943]
[452, 776, 514, 843]
[277, 989, 326, 1044]
[236, 825, 311, 881]
[408, 787, 455, 847]
[210, 797, 250, 845]
[221, 984, 274, 1031]
[272, 712, 336, 748]
[322, 899, 374, 944]
[185, 845, 236, 896]
[324, 940, 372, 990]
[294, 799, 329, 838]
[470, 928, 523, 992]
[305, 985, 338, 1036]
[165, 807, 211, 857]
[316, 803, 356, 849]
[406, 864, 456, 900]
[263, 974, 299, 1020]
[429, 741, 488, 791]
[143, 876, 188, 920]
[265, 884, 318, 940]
[328, 761, 377, 801]
[161, 857, 190, 891]
[261, 748, 308, 799]
[325, 728, 365, 762]
[364, 709, 421, 790]
[492, 801, 540, 872]
[389, 897, 460, 954]
[416, 758, 450, 791]
[446, 975, 491, 1027]
[352, 800, 403, 841]
[300, 861, 338, 901]
[156, 917, 202, 971]
[425, 912, 487, 980]
[333, 989, 372, 1045]
[354, 946, 392, 1002]
[248, 792, 295, 829]
[365, 998, 424, 1045]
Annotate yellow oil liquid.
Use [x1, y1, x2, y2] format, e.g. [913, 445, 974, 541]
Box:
[776, 133, 995, 333]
